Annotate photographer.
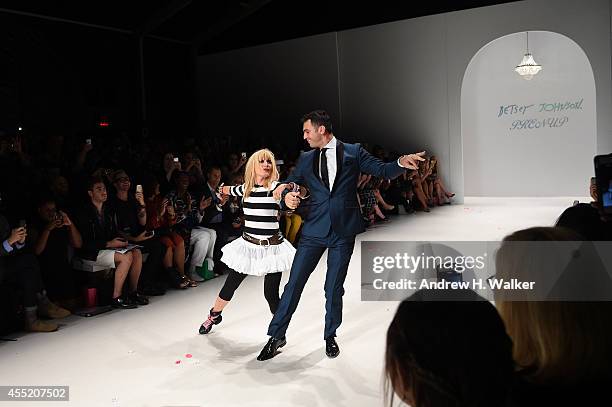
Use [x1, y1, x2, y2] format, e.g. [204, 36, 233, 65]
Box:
[29, 197, 82, 308]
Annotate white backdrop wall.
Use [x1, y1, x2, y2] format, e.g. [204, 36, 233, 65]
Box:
[462, 31, 597, 196]
[198, 0, 612, 198]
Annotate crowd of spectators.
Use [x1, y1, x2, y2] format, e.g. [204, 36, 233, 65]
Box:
[0, 128, 450, 333]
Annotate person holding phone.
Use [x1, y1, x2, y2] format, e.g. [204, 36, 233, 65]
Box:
[74, 176, 147, 309]
[0, 212, 70, 332]
[110, 169, 166, 297]
[29, 196, 82, 308]
[222, 152, 248, 183]
[198, 149, 307, 335]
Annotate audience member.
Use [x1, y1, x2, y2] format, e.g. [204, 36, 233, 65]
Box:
[29, 196, 82, 309]
[73, 176, 148, 309]
[0, 212, 70, 332]
[385, 289, 514, 407]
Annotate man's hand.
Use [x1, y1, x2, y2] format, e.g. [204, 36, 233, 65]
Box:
[133, 231, 152, 242]
[219, 194, 229, 206]
[399, 151, 427, 170]
[59, 211, 72, 226]
[200, 196, 213, 211]
[8, 227, 26, 245]
[590, 178, 598, 202]
[46, 219, 61, 231]
[284, 192, 301, 210]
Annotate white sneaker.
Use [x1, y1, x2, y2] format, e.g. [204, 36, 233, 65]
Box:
[189, 272, 205, 282]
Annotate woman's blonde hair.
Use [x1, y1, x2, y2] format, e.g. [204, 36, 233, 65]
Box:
[495, 227, 612, 384]
[243, 149, 279, 199]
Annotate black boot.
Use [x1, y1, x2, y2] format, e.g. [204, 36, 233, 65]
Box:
[199, 308, 222, 334]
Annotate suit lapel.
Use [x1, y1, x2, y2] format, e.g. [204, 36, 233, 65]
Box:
[331, 140, 344, 194]
[311, 149, 327, 189]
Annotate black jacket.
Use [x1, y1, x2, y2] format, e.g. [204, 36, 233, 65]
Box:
[73, 202, 118, 261]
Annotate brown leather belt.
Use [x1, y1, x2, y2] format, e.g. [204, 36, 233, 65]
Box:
[242, 232, 284, 247]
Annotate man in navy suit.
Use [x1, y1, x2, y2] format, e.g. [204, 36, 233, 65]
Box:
[257, 110, 425, 361]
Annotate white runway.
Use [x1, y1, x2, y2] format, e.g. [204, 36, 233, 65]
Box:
[0, 197, 585, 407]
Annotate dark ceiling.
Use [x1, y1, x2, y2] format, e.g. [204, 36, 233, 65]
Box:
[1, 0, 519, 54]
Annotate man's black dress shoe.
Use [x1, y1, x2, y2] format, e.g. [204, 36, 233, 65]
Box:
[325, 337, 340, 358]
[128, 291, 149, 306]
[256, 337, 287, 361]
[110, 296, 137, 309]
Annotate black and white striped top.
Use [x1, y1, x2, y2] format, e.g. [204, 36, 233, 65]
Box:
[228, 181, 282, 239]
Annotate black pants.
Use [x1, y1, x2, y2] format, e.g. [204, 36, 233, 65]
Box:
[0, 253, 44, 307]
[138, 237, 166, 288]
[219, 269, 282, 314]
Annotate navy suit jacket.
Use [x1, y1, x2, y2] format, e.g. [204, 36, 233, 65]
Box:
[285, 140, 406, 238]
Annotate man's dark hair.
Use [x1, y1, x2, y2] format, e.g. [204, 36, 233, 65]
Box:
[301, 110, 333, 134]
[207, 165, 221, 176]
[36, 194, 56, 208]
[87, 176, 105, 192]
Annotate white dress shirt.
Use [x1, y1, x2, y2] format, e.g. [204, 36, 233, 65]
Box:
[320, 137, 338, 191]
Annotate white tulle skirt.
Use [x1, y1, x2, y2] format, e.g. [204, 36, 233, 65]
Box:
[221, 236, 296, 276]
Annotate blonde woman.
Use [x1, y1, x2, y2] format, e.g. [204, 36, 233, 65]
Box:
[495, 227, 612, 404]
[198, 149, 306, 335]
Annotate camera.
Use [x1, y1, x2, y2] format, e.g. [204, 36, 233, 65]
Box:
[594, 154, 612, 214]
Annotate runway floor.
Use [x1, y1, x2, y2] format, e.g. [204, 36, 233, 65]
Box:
[0, 197, 585, 407]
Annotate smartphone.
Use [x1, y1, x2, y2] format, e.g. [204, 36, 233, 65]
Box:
[85, 138, 92, 145]
[241, 152, 247, 159]
[173, 157, 179, 163]
[594, 154, 612, 214]
[144, 230, 154, 237]
[18, 219, 26, 228]
[136, 184, 143, 193]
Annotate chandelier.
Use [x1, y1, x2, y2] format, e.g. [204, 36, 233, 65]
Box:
[515, 31, 542, 80]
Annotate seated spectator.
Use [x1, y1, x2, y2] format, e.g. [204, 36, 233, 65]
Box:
[73, 176, 148, 309]
[426, 156, 455, 206]
[182, 151, 206, 190]
[556, 202, 612, 240]
[166, 171, 216, 282]
[48, 174, 75, 213]
[227, 173, 245, 240]
[495, 227, 612, 406]
[409, 169, 431, 212]
[110, 169, 166, 296]
[159, 152, 181, 195]
[0, 212, 70, 332]
[142, 176, 195, 289]
[221, 152, 247, 183]
[201, 166, 232, 274]
[29, 196, 82, 309]
[385, 289, 514, 407]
